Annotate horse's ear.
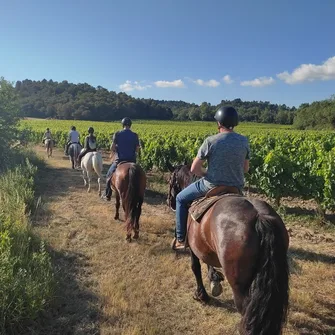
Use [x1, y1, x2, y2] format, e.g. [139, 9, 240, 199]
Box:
[166, 160, 174, 172]
[184, 159, 191, 168]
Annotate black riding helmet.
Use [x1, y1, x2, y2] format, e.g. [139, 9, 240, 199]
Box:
[88, 127, 94, 134]
[121, 117, 132, 127]
[214, 106, 238, 129]
[71, 126, 76, 131]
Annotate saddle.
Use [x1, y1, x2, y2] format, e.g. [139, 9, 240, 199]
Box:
[189, 185, 242, 223]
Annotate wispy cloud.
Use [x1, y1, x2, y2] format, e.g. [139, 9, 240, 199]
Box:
[154, 79, 185, 88]
[222, 75, 234, 84]
[119, 80, 151, 92]
[240, 76, 275, 87]
[277, 56, 335, 84]
[192, 79, 220, 87]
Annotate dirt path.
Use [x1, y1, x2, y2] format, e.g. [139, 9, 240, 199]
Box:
[29, 147, 335, 335]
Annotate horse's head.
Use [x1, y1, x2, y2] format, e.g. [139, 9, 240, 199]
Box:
[166, 160, 193, 211]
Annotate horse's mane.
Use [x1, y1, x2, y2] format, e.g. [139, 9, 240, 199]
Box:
[171, 164, 198, 190]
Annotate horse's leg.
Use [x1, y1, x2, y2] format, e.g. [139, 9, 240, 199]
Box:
[190, 249, 210, 302]
[114, 191, 120, 220]
[82, 168, 87, 186]
[133, 199, 143, 240]
[97, 175, 102, 196]
[87, 171, 92, 193]
[207, 265, 224, 297]
[231, 286, 247, 314]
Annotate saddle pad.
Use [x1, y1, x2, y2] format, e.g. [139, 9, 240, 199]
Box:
[189, 193, 242, 223]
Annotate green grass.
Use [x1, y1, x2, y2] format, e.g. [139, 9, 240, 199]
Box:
[0, 151, 54, 334]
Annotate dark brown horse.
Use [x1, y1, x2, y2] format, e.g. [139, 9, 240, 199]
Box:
[167, 162, 289, 335]
[111, 162, 146, 241]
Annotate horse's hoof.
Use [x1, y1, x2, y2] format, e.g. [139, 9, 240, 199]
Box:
[133, 232, 139, 240]
[193, 290, 210, 303]
[126, 235, 131, 243]
[114, 215, 119, 220]
[210, 282, 223, 297]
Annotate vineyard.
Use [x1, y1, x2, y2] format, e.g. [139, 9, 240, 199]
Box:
[21, 119, 335, 212]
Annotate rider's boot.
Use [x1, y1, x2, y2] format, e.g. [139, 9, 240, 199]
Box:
[102, 177, 112, 201]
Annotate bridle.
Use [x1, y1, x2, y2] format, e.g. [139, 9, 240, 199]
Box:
[167, 166, 183, 210]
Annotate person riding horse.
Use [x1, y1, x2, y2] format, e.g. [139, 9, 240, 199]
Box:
[42, 128, 53, 144]
[65, 126, 80, 156]
[77, 127, 97, 165]
[102, 117, 140, 201]
[172, 106, 250, 250]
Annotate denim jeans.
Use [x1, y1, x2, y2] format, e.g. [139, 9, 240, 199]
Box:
[176, 178, 212, 241]
[104, 162, 118, 197]
[107, 162, 118, 178]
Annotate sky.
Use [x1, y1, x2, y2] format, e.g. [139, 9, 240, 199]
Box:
[1, 0, 335, 107]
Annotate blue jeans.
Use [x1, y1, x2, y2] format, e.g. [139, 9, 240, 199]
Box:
[105, 162, 118, 198]
[107, 162, 118, 178]
[176, 178, 212, 241]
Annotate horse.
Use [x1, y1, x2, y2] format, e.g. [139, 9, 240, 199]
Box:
[81, 151, 103, 196]
[166, 162, 289, 335]
[69, 143, 82, 169]
[110, 162, 146, 242]
[44, 139, 53, 158]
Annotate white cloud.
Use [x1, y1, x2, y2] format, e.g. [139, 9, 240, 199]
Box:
[119, 80, 151, 92]
[154, 79, 185, 88]
[277, 56, 335, 84]
[240, 76, 275, 87]
[222, 75, 234, 84]
[193, 79, 220, 87]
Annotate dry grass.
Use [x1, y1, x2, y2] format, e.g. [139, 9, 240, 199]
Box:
[27, 146, 335, 335]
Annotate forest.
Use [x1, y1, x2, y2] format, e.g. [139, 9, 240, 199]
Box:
[16, 79, 296, 124]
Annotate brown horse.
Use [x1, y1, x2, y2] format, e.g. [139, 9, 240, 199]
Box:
[167, 162, 289, 335]
[111, 162, 146, 241]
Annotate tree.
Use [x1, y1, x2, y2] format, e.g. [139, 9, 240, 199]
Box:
[0, 78, 20, 166]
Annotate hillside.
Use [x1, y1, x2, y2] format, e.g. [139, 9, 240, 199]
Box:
[16, 79, 295, 124]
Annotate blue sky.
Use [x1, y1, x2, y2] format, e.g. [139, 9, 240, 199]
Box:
[1, 0, 335, 107]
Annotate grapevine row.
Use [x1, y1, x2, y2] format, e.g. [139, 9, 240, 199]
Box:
[20, 119, 335, 212]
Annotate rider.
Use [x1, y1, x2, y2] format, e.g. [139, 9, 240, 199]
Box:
[102, 117, 140, 201]
[77, 127, 97, 164]
[65, 126, 80, 156]
[42, 128, 52, 144]
[172, 106, 250, 250]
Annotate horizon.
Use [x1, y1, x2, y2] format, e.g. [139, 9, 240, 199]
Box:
[1, 0, 335, 107]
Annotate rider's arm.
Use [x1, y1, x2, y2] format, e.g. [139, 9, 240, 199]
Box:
[190, 157, 207, 177]
[244, 160, 250, 173]
[84, 136, 89, 149]
[244, 140, 250, 173]
[111, 132, 118, 153]
[135, 134, 140, 154]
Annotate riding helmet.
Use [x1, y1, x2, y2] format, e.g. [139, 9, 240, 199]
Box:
[121, 117, 132, 127]
[46, 128, 49, 131]
[88, 127, 94, 134]
[71, 126, 76, 131]
[214, 106, 238, 129]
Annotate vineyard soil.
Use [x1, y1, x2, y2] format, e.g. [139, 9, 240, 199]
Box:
[27, 146, 335, 335]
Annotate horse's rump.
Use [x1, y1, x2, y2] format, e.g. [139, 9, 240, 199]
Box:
[45, 139, 52, 148]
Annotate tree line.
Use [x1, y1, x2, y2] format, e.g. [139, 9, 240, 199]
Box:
[14, 79, 334, 128]
[15, 79, 296, 124]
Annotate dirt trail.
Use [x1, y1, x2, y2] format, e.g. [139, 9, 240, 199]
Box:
[29, 147, 335, 335]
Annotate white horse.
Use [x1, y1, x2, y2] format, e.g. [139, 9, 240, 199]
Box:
[81, 151, 103, 196]
[69, 143, 82, 169]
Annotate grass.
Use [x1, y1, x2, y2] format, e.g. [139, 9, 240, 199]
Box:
[0, 150, 54, 335]
[25, 146, 335, 335]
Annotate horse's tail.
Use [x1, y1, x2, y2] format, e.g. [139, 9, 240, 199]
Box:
[125, 164, 143, 234]
[241, 216, 289, 335]
[92, 152, 103, 177]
